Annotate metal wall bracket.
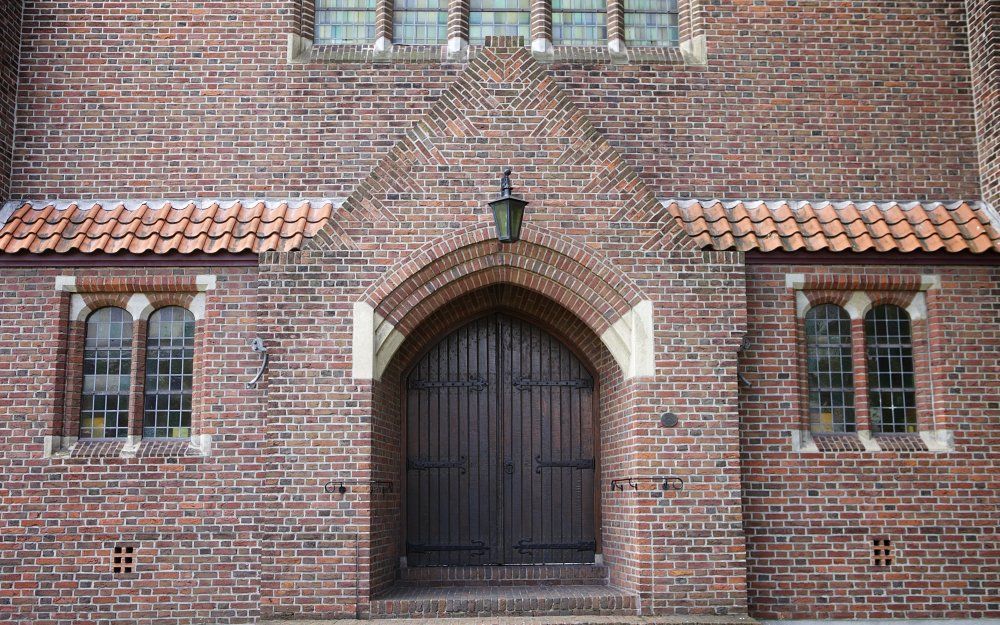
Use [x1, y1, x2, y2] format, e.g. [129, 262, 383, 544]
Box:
[247, 338, 268, 388]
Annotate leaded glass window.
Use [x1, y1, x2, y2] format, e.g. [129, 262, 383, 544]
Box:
[394, 0, 447, 44]
[143, 307, 195, 438]
[552, 0, 606, 45]
[80, 307, 133, 439]
[624, 0, 678, 46]
[805, 304, 855, 433]
[865, 305, 916, 434]
[315, 0, 377, 44]
[469, 0, 530, 44]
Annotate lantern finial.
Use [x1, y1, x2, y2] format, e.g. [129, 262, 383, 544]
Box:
[500, 167, 513, 198]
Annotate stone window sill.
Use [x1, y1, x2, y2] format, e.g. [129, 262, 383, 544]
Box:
[43, 434, 212, 460]
[288, 36, 698, 66]
[791, 429, 953, 453]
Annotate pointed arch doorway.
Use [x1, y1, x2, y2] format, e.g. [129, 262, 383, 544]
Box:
[404, 312, 598, 566]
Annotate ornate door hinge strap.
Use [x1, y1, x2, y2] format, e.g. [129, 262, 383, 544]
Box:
[514, 538, 596, 554]
[406, 456, 467, 473]
[409, 376, 488, 391]
[534, 455, 595, 473]
[513, 376, 592, 390]
[407, 540, 488, 556]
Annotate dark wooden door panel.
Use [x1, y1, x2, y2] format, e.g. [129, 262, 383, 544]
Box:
[406, 313, 595, 566]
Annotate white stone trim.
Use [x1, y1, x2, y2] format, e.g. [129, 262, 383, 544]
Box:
[680, 33, 707, 65]
[843, 291, 871, 320]
[600, 300, 655, 379]
[195, 274, 217, 291]
[69, 294, 90, 322]
[921, 273, 942, 290]
[287, 32, 313, 62]
[785, 273, 806, 290]
[790, 429, 819, 453]
[907, 291, 927, 321]
[531, 37, 553, 56]
[373, 36, 391, 53]
[920, 429, 955, 452]
[189, 292, 207, 321]
[607, 38, 624, 54]
[127, 293, 154, 321]
[448, 37, 466, 54]
[190, 433, 213, 455]
[353, 301, 408, 381]
[795, 291, 810, 319]
[54, 275, 78, 292]
[857, 429, 882, 452]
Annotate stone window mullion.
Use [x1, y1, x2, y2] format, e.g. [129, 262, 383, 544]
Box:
[606, 0, 623, 52]
[129, 320, 148, 440]
[851, 316, 872, 435]
[447, 0, 470, 51]
[530, 0, 551, 53]
[376, 0, 394, 49]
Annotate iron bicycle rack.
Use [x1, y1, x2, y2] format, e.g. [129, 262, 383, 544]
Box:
[609, 476, 684, 492]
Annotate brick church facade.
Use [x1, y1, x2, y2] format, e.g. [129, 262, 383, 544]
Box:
[0, 1, 997, 624]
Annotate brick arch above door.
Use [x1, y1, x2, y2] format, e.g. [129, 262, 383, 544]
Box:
[352, 223, 654, 381]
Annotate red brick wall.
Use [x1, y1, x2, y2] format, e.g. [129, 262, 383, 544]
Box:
[741, 262, 1000, 619]
[0, 264, 266, 625]
[967, 0, 999, 205]
[0, 0, 21, 201]
[8, 0, 980, 200]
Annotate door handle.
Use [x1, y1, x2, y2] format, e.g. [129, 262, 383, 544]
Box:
[503, 461, 514, 475]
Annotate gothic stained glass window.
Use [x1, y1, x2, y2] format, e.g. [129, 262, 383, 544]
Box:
[315, 0, 377, 43]
[624, 0, 678, 46]
[80, 307, 133, 439]
[552, 0, 606, 45]
[394, 0, 448, 44]
[143, 307, 196, 438]
[805, 304, 855, 433]
[865, 305, 917, 434]
[469, 0, 530, 44]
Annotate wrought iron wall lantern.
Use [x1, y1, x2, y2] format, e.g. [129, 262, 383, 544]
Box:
[487, 167, 528, 243]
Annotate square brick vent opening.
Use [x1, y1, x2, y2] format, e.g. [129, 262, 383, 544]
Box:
[872, 538, 893, 567]
[112, 545, 135, 574]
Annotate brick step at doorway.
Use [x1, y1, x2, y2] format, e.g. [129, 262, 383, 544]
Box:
[369, 583, 638, 618]
[399, 564, 609, 586]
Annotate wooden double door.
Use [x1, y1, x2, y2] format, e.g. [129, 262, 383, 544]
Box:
[405, 313, 597, 566]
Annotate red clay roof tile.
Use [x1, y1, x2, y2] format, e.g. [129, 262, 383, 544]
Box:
[666, 200, 1000, 255]
[0, 199, 341, 255]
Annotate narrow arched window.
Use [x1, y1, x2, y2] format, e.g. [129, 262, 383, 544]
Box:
[80, 307, 133, 439]
[865, 304, 916, 434]
[469, 0, 530, 44]
[624, 0, 678, 46]
[805, 304, 855, 433]
[143, 307, 196, 438]
[394, 0, 447, 44]
[315, 0, 377, 43]
[552, 0, 606, 45]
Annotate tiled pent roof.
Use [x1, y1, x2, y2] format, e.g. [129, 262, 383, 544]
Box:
[0, 199, 340, 254]
[0, 197, 997, 256]
[665, 199, 1000, 254]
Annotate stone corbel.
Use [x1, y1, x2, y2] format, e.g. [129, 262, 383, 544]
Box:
[599, 300, 655, 379]
[353, 302, 405, 381]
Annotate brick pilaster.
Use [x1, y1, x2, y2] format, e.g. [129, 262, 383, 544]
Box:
[606, 0, 623, 51]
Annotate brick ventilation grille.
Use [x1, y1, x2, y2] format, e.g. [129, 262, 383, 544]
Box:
[812, 434, 866, 452]
[872, 539, 893, 567]
[112, 545, 135, 574]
